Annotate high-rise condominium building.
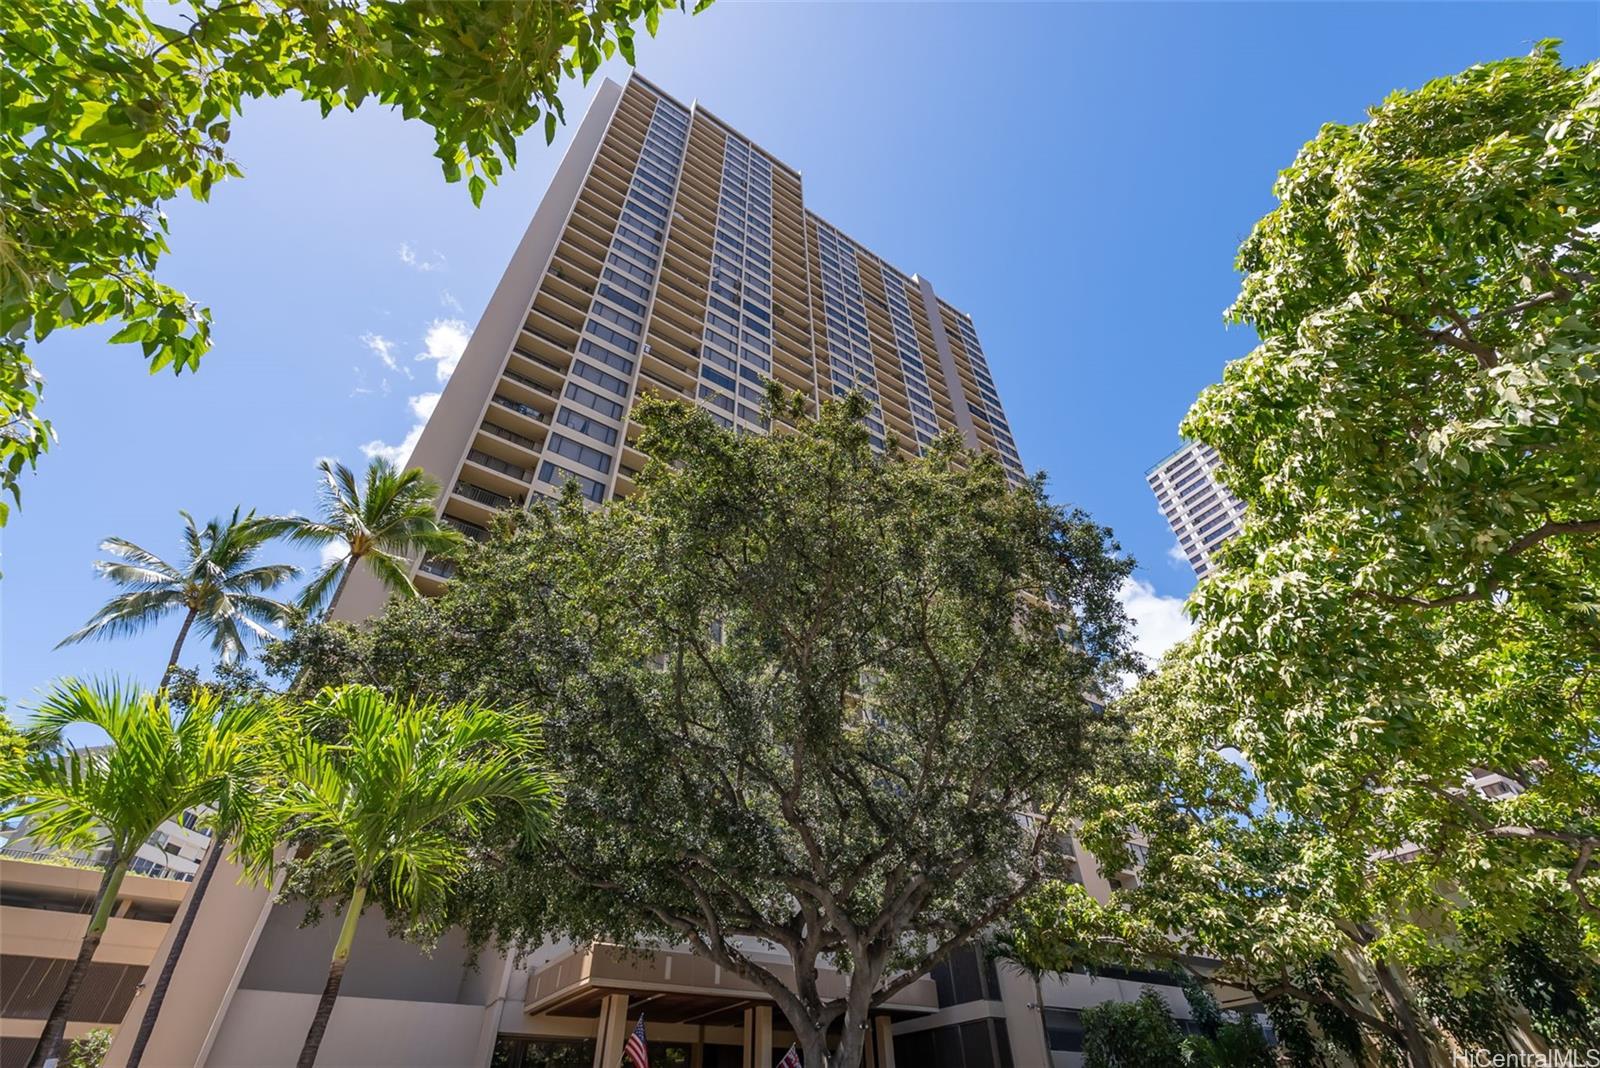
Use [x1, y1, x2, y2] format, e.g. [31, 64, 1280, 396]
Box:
[104, 75, 1207, 1068]
[1145, 441, 1247, 578]
[332, 74, 1022, 619]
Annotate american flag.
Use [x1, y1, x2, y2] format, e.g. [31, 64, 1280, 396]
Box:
[623, 1012, 649, 1068]
[776, 1045, 801, 1068]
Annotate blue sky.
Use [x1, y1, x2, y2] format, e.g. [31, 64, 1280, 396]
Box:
[4, 2, 1595, 713]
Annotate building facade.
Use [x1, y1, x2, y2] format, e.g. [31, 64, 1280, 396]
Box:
[1145, 441, 1247, 578]
[4, 785, 214, 883]
[0, 857, 187, 1068]
[104, 74, 1195, 1068]
[332, 74, 1022, 619]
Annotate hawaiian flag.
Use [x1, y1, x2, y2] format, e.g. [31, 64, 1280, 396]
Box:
[775, 1045, 802, 1068]
[623, 1013, 649, 1068]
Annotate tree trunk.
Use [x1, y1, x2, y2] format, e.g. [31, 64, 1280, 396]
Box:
[1368, 956, 1440, 1068]
[322, 557, 358, 622]
[27, 859, 129, 1068]
[831, 1016, 868, 1068]
[124, 834, 225, 1068]
[797, 1028, 830, 1068]
[296, 884, 365, 1068]
[158, 608, 198, 692]
[1036, 978, 1049, 1068]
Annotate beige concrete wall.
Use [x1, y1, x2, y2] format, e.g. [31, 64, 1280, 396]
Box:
[330, 76, 627, 625]
[203, 990, 487, 1068]
[0, 905, 169, 967]
[101, 861, 275, 1068]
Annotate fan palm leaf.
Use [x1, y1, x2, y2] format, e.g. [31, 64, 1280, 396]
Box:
[258, 685, 555, 1068]
[2, 680, 280, 1068]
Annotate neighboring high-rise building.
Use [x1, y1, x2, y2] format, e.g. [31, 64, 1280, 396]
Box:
[1146, 441, 1246, 578]
[107, 75, 1211, 1068]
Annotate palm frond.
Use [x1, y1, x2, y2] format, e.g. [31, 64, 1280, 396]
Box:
[97, 538, 182, 581]
[295, 557, 351, 615]
[57, 590, 186, 647]
[364, 550, 420, 599]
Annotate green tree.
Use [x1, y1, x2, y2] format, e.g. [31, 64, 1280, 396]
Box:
[56, 507, 298, 690]
[0, 0, 713, 521]
[0, 679, 275, 1068]
[261, 685, 555, 1068]
[1077, 41, 1600, 1066]
[1181, 39, 1599, 929]
[1008, 637, 1598, 1066]
[0, 704, 27, 771]
[270, 458, 465, 617]
[61, 1028, 113, 1068]
[273, 393, 1137, 1068]
[122, 687, 284, 1068]
[1081, 989, 1184, 1068]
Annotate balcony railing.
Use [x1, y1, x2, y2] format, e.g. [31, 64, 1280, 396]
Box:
[454, 481, 522, 510]
[492, 394, 546, 422]
[503, 369, 558, 398]
[0, 846, 195, 882]
[481, 421, 542, 453]
[443, 518, 487, 544]
[512, 346, 569, 376]
[417, 555, 457, 579]
[466, 449, 531, 482]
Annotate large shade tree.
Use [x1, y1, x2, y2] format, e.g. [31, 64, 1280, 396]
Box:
[1035, 42, 1600, 1068]
[1005, 641, 1600, 1067]
[274, 392, 1137, 1068]
[0, 0, 714, 520]
[1181, 40, 1598, 928]
[57, 507, 298, 689]
[0, 680, 275, 1068]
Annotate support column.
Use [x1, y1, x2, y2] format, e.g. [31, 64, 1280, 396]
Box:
[741, 1005, 773, 1068]
[593, 994, 631, 1068]
[873, 1016, 896, 1068]
[915, 273, 981, 452]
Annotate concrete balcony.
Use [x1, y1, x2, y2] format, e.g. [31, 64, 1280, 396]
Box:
[524, 943, 938, 1028]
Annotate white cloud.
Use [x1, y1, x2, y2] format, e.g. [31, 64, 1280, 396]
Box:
[361, 332, 410, 378]
[398, 242, 447, 272]
[359, 391, 441, 468]
[409, 391, 440, 422]
[1117, 577, 1194, 669]
[439, 289, 463, 313]
[415, 319, 469, 384]
[1166, 542, 1191, 568]
[319, 539, 350, 567]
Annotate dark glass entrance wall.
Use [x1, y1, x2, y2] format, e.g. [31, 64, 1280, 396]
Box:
[490, 1037, 595, 1068]
[491, 1037, 737, 1068]
[892, 1018, 1015, 1068]
[893, 945, 1017, 1067]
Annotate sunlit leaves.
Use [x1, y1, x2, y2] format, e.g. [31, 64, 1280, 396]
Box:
[0, 0, 709, 520]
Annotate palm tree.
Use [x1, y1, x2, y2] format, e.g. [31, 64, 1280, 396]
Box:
[123, 687, 282, 1068]
[56, 508, 298, 690]
[0, 680, 276, 1068]
[987, 929, 1058, 1065]
[263, 685, 555, 1068]
[271, 458, 465, 618]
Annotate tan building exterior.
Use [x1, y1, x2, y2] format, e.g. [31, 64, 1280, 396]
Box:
[0, 857, 187, 1068]
[334, 73, 1022, 620]
[99, 74, 1202, 1068]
